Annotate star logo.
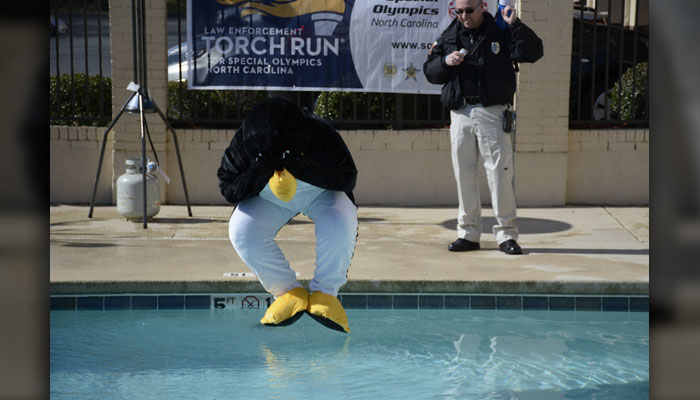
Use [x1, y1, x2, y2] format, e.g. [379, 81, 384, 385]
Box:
[403, 63, 421, 81]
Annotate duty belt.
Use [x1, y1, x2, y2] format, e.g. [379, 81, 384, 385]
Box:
[462, 96, 481, 107]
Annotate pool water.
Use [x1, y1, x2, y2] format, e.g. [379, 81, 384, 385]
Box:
[51, 308, 648, 399]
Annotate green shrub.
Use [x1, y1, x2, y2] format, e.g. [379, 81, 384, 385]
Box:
[314, 92, 397, 129]
[164, 82, 447, 129]
[610, 62, 648, 120]
[167, 85, 405, 129]
[314, 91, 394, 120]
[313, 92, 448, 129]
[167, 0, 183, 16]
[50, 74, 112, 126]
[166, 81, 267, 126]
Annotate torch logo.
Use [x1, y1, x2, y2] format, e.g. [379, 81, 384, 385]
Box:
[216, 0, 346, 36]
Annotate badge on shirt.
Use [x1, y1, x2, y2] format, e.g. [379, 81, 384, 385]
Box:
[491, 41, 500, 55]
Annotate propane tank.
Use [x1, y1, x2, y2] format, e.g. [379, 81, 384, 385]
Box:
[117, 158, 160, 220]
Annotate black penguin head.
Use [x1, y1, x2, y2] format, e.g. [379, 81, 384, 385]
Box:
[239, 97, 310, 160]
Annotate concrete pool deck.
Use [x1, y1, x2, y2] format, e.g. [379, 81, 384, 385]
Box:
[50, 205, 648, 295]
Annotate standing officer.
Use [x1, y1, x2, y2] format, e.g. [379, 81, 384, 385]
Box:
[424, 0, 542, 255]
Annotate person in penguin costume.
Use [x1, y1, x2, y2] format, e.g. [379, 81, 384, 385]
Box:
[217, 97, 358, 333]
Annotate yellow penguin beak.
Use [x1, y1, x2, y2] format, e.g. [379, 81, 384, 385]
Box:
[268, 168, 297, 202]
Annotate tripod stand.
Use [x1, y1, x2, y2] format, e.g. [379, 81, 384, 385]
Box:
[88, 0, 192, 228]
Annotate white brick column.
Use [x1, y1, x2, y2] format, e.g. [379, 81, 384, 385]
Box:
[109, 0, 168, 204]
[512, 0, 572, 205]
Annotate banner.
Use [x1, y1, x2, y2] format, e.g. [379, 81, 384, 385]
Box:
[187, 0, 498, 93]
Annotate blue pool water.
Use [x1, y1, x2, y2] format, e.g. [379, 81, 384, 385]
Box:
[51, 308, 648, 399]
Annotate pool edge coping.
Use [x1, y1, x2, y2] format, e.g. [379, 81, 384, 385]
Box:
[50, 279, 649, 296]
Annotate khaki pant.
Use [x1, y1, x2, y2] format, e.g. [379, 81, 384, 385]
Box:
[450, 104, 518, 245]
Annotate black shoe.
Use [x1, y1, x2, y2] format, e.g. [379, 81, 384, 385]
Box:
[499, 239, 523, 255]
[448, 238, 480, 252]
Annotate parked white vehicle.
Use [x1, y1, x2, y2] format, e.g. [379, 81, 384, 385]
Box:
[167, 39, 227, 83]
[50, 16, 68, 36]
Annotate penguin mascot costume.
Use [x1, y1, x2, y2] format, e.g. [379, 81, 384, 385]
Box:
[217, 97, 358, 333]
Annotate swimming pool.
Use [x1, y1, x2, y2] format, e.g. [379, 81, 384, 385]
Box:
[51, 295, 648, 399]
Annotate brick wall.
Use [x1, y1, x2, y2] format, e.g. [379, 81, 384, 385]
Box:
[514, 0, 572, 153]
[164, 129, 237, 204]
[569, 128, 649, 152]
[340, 130, 457, 205]
[51, 124, 649, 205]
[50, 126, 113, 204]
[567, 128, 649, 204]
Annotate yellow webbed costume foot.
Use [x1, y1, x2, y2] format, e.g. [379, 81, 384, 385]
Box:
[306, 292, 350, 333]
[261, 287, 309, 327]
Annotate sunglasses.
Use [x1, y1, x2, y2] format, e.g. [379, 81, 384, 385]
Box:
[455, 3, 482, 15]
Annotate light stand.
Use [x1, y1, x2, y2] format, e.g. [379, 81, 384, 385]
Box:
[88, 0, 192, 228]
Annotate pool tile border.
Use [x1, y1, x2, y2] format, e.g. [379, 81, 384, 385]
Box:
[50, 294, 649, 312]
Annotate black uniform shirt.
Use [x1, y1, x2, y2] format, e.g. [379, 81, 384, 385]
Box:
[457, 23, 486, 97]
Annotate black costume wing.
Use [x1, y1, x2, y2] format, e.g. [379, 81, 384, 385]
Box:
[217, 131, 272, 205]
[285, 116, 357, 194]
